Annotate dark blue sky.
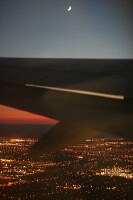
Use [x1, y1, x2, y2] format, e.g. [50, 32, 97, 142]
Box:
[0, 0, 133, 58]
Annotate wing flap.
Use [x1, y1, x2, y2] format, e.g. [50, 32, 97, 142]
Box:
[29, 121, 109, 155]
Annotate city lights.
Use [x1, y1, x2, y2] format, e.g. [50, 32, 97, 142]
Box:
[0, 137, 132, 199]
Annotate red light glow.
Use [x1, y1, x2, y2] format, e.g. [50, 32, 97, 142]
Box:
[0, 105, 57, 124]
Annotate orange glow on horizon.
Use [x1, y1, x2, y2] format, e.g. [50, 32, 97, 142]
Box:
[0, 105, 57, 125]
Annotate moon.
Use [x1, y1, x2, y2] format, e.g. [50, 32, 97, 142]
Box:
[67, 6, 72, 12]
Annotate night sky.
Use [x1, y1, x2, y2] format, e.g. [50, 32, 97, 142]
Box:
[0, 0, 133, 58]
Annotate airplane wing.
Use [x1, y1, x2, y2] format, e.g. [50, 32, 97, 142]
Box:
[0, 58, 133, 154]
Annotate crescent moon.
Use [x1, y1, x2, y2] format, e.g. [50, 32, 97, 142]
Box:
[67, 6, 72, 11]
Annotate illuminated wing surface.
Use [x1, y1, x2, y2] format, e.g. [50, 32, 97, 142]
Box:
[0, 58, 133, 154]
